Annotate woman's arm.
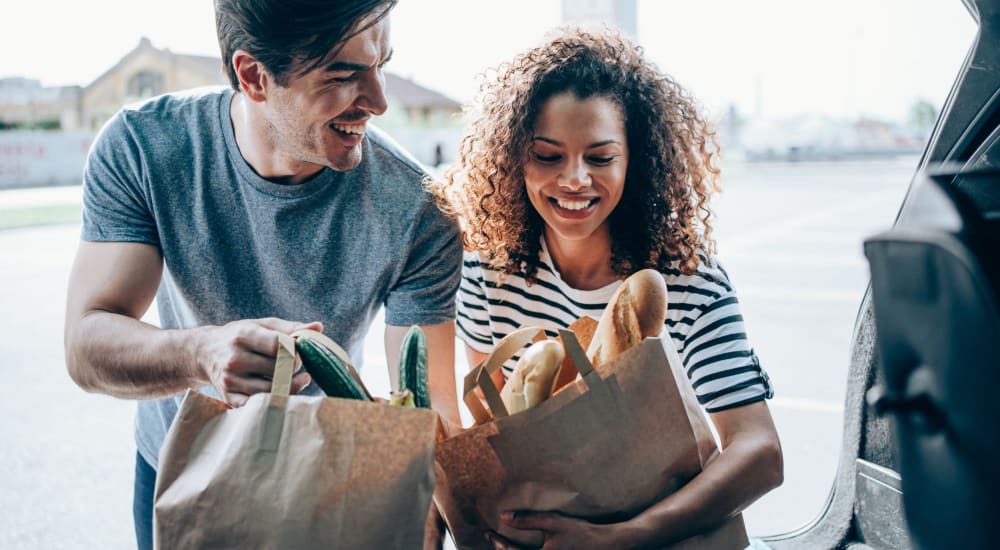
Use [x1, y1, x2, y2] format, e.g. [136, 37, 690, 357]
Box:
[620, 400, 783, 546]
[466, 346, 490, 372]
[494, 400, 783, 550]
[385, 321, 462, 430]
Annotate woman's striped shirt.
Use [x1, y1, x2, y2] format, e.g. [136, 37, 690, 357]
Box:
[456, 243, 773, 413]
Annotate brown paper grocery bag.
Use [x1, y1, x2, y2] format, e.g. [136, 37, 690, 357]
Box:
[153, 333, 438, 549]
[435, 326, 748, 549]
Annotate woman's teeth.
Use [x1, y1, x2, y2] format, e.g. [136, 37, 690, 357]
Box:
[555, 198, 594, 211]
[332, 123, 365, 135]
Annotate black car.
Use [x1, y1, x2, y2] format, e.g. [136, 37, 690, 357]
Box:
[763, 0, 1000, 548]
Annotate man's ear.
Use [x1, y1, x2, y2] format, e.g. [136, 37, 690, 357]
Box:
[232, 50, 269, 103]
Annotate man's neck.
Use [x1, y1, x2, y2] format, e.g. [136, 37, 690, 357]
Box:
[229, 93, 323, 185]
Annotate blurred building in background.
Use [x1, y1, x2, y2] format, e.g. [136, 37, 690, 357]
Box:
[720, 108, 929, 162]
[0, 37, 463, 188]
[0, 78, 81, 131]
[80, 37, 223, 131]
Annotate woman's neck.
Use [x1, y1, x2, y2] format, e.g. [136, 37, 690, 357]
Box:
[543, 228, 620, 291]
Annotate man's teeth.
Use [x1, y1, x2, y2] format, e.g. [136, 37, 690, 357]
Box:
[555, 198, 593, 211]
[332, 123, 365, 135]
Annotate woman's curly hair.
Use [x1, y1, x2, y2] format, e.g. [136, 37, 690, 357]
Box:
[430, 25, 721, 280]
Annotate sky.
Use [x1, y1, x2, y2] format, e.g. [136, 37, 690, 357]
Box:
[1, 0, 977, 124]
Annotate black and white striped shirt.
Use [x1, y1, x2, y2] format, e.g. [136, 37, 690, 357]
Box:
[456, 242, 773, 413]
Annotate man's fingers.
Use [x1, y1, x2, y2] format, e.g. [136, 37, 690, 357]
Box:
[223, 369, 306, 403]
[227, 350, 277, 377]
[240, 319, 324, 359]
[290, 371, 312, 394]
[255, 317, 323, 335]
[298, 321, 323, 333]
[223, 373, 274, 397]
[225, 392, 249, 407]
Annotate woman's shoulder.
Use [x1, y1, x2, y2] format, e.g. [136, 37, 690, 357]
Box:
[462, 249, 497, 275]
[658, 254, 736, 297]
[461, 249, 511, 287]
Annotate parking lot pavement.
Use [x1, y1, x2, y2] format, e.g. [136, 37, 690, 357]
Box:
[0, 185, 84, 209]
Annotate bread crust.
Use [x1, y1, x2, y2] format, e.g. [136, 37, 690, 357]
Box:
[586, 269, 668, 368]
[500, 339, 565, 414]
[522, 340, 565, 407]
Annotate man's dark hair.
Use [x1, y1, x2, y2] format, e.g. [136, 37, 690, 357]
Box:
[215, 0, 397, 90]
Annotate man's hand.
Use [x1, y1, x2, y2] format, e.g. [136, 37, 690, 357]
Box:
[484, 511, 628, 550]
[196, 317, 321, 406]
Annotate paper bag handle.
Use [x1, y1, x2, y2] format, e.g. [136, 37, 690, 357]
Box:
[557, 328, 595, 378]
[271, 333, 297, 397]
[463, 326, 598, 425]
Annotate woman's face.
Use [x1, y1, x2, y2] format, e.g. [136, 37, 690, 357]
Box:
[524, 92, 628, 248]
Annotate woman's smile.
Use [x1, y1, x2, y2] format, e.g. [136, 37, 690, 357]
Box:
[548, 196, 600, 219]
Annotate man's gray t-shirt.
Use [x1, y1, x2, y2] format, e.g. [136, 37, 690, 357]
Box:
[81, 86, 462, 469]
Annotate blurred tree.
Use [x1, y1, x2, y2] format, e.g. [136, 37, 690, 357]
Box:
[720, 103, 746, 150]
[908, 99, 939, 132]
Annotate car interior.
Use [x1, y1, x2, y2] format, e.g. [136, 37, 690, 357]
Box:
[762, 0, 1000, 548]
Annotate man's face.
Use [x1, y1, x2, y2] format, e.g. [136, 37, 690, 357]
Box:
[264, 13, 391, 173]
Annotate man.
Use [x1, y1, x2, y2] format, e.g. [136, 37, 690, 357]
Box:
[63, 1, 461, 548]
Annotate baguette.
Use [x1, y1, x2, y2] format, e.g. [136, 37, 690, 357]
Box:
[499, 356, 528, 414]
[586, 269, 668, 368]
[522, 340, 565, 408]
[550, 316, 598, 396]
[500, 339, 565, 414]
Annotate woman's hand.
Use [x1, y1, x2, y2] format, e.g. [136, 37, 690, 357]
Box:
[484, 512, 635, 550]
[485, 401, 782, 549]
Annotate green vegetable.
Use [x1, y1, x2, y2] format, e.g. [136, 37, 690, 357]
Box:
[389, 388, 416, 408]
[295, 330, 368, 400]
[398, 325, 430, 408]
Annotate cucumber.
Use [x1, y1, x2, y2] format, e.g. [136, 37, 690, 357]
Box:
[398, 325, 430, 408]
[295, 330, 368, 400]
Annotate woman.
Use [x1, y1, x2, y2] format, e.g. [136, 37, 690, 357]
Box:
[432, 26, 783, 549]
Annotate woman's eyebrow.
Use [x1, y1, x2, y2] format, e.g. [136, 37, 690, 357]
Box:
[532, 136, 562, 146]
[532, 136, 621, 148]
[587, 139, 621, 148]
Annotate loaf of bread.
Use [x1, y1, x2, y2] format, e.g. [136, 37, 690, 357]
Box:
[500, 339, 565, 414]
[586, 269, 668, 368]
[549, 316, 597, 396]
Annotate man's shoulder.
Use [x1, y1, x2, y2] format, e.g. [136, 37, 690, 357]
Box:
[124, 86, 227, 113]
[93, 86, 229, 161]
[363, 124, 430, 180]
[115, 86, 228, 133]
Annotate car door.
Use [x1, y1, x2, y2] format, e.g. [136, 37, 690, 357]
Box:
[764, 0, 1000, 548]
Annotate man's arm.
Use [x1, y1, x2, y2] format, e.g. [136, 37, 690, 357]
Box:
[385, 321, 460, 429]
[64, 241, 314, 405]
